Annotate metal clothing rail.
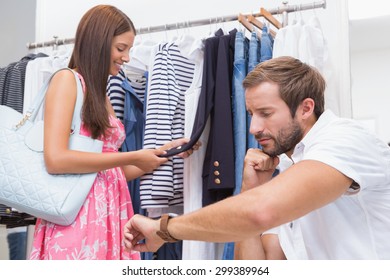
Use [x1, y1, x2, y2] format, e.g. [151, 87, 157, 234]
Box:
[26, 0, 326, 50]
[26, 36, 75, 51]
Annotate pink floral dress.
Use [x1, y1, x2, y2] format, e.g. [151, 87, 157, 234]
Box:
[29, 75, 140, 260]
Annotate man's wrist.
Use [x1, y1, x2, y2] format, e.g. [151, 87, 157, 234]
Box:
[156, 213, 180, 243]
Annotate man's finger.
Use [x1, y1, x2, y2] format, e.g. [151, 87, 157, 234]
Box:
[132, 242, 155, 253]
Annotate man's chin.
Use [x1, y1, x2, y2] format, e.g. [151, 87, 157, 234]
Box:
[263, 147, 283, 158]
[262, 148, 274, 157]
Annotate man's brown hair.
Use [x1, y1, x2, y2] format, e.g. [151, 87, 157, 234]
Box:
[243, 56, 326, 119]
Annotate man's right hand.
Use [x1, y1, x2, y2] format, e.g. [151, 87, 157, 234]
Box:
[123, 214, 165, 253]
[241, 148, 279, 192]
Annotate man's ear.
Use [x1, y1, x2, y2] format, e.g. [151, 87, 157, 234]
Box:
[299, 98, 315, 120]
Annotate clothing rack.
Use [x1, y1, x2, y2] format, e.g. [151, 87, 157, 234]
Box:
[26, 0, 326, 50]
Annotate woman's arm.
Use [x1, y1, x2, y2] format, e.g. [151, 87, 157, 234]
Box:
[43, 70, 167, 174]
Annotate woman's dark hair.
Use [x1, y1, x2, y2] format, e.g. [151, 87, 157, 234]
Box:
[68, 5, 135, 138]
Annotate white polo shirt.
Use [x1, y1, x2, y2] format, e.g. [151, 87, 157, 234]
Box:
[276, 110, 390, 259]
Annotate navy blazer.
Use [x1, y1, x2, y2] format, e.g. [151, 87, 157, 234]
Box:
[183, 29, 236, 206]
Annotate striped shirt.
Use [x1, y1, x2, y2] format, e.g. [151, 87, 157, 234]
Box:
[0, 54, 45, 113]
[107, 69, 146, 121]
[140, 42, 195, 209]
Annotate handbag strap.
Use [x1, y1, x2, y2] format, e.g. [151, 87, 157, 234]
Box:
[24, 68, 84, 134]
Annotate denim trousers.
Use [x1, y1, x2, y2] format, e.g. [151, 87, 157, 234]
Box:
[247, 31, 261, 149]
[224, 29, 274, 259]
[260, 25, 274, 62]
[7, 231, 27, 260]
[223, 31, 248, 260]
[248, 31, 260, 73]
[231, 30, 248, 196]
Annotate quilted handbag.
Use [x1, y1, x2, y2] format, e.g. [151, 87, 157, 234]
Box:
[0, 68, 103, 226]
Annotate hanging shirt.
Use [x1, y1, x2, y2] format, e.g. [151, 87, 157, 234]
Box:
[24, 52, 69, 119]
[273, 16, 339, 115]
[1, 53, 48, 113]
[140, 42, 195, 210]
[300, 16, 340, 116]
[176, 34, 221, 260]
[107, 70, 127, 121]
[272, 19, 303, 58]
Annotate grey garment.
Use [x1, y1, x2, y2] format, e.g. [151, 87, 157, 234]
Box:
[0, 53, 48, 112]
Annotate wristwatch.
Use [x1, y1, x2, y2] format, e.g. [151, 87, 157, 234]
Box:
[156, 213, 180, 243]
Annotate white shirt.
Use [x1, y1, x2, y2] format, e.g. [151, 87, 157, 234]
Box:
[24, 53, 70, 120]
[277, 110, 390, 259]
[272, 19, 303, 58]
[273, 17, 340, 115]
[178, 35, 223, 260]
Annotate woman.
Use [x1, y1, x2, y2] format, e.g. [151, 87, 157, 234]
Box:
[30, 5, 194, 260]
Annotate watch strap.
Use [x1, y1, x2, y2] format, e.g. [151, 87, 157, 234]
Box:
[156, 214, 180, 243]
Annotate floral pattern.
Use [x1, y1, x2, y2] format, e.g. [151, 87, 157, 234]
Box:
[29, 113, 140, 260]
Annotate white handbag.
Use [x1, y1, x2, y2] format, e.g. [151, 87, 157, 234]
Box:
[0, 68, 103, 226]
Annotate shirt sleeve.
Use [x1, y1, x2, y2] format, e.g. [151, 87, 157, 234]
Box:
[302, 120, 390, 193]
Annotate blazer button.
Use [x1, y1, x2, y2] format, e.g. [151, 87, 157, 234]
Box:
[214, 170, 220, 176]
[214, 178, 221, 184]
[213, 161, 219, 167]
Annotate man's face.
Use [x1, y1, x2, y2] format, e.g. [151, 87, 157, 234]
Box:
[245, 82, 303, 157]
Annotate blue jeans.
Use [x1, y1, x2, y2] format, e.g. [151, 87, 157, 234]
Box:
[260, 26, 274, 62]
[231, 30, 248, 197]
[248, 31, 260, 73]
[247, 31, 261, 149]
[7, 231, 27, 260]
[223, 31, 248, 260]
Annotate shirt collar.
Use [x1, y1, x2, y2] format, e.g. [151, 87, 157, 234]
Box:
[291, 110, 336, 162]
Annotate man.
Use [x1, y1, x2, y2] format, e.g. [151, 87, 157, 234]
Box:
[124, 56, 390, 259]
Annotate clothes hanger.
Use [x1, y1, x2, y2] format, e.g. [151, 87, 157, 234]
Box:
[238, 13, 261, 38]
[247, 15, 276, 38]
[260, 7, 282, 29]
[238, 13, 253, 33]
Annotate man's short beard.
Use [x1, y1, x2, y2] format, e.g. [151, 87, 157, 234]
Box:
[261, 121, 303, 157]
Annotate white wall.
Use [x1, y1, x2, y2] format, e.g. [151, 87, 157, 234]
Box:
[350, 47, 390, 143]
[349, 13, 390, 144]
[0, 1, 36, 67]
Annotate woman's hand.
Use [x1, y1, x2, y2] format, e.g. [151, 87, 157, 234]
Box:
[132, 149, 168, 173]
[132, 138, 202, 173]
[158, 138, 202, 158]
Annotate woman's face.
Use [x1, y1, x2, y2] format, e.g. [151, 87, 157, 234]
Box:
[110, 30, 135, 76]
